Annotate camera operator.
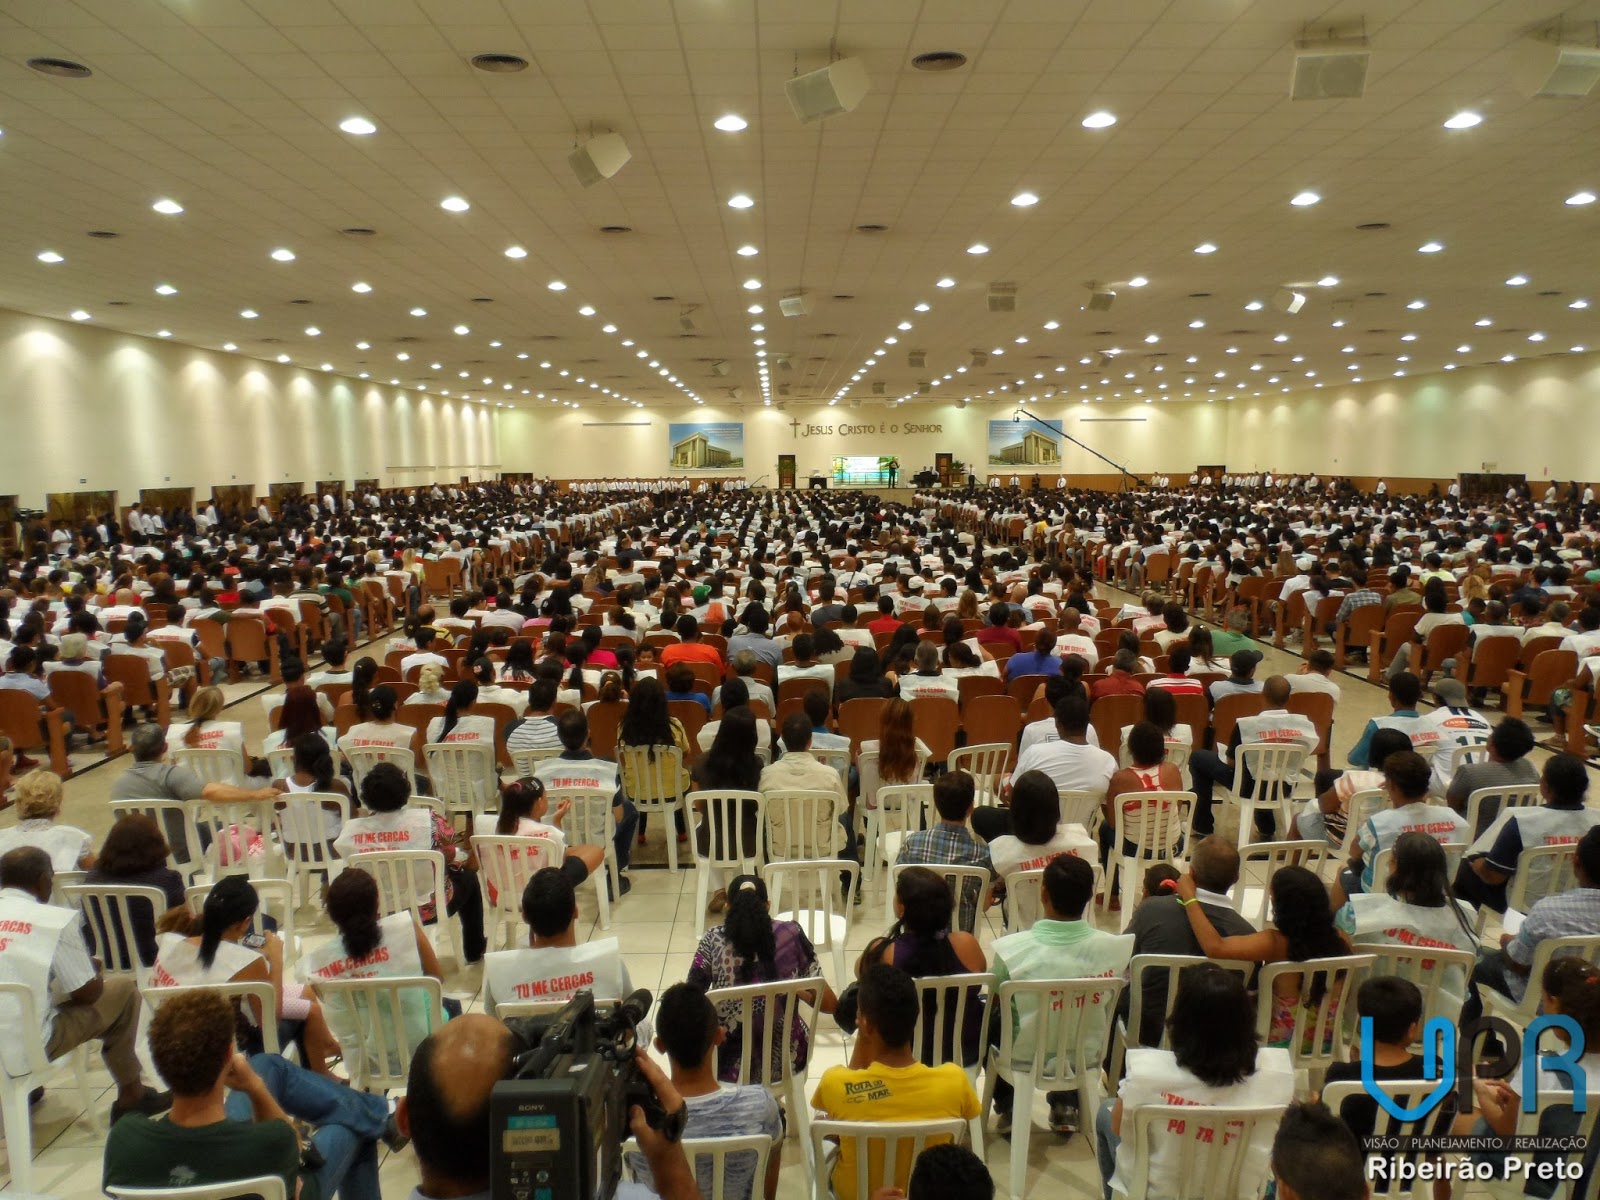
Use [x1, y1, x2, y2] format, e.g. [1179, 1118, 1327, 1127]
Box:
[397, 1013, 699, 1200]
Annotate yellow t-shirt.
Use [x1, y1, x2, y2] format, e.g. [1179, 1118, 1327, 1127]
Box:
[810, 1061, 980, 1200]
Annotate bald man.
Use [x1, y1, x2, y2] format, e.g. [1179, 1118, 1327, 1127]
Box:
[397, 1013, 700, 1200]
[1187, 674, 1319, 839]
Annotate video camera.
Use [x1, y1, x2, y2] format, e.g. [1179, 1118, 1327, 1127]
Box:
[489, 989, 683, 1200]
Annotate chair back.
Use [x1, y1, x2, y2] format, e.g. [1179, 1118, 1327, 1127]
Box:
[423, 741, 499, 824]
[140, 981, 282, 1054]
[870, 782, 934, 866]
[617, 743, 686, 804]
[265, 746, 296, 781]
[585, 700, 628, 759]
[1492, 935, 1600, 1026]
[857, 747, 932, 809]
[347, 848, 448, 932]
[172, 746, 245, 787]
[472, 834, 560, 950]
[107, 1176, 289, 1200]
[807, 1119, 968, 1200]
[509, 746, 562, 777]
[110, 798, 206, 871]
[193, 799, 283, 879]
[1124, 955, 1255, 1057]
[1341, 788, 1388, 856]
[1319, 1081, 1456, 1200]
[945, 743, 1010, 807]
[1235, 742, 1307, 797]
[1089, 693, 1145, 758]
[1463, 784, 1542, 839]
[886, 862, 990, 935]
[762, 790, 842, 861]
[796, 747, 851, 796]
[275, 792, 350, 875]
[311, 975, 446, 1093]
[63, 883, 167, 976]
[688, 790, 767, 872]
[909, 972, 993, 1071]
[763, 858, 857, 985]
[1360, 943, 1477, 1026]
[1232, 841, 1331, 925]
[1111, 791, 1192, 866]
[1369, 841, 1468, 892]
[1210, 692, 1265, 748]
[1055, 788, 1104, 833]
[837, 697, 887, 754]
[1507, 843, 1582, 914]
[341, 743, 416, 794]
[1254, 955, 1374, 1081]
[1123, 1104, 1285, 1200]
[622, 1134, 774, 1200]
[183, 878, 298, 956]
[705, 977, 822, 1090]
[908, 696, 961, 764]
[546, 787, 620, 856]
[992, 977, 1125, 1095]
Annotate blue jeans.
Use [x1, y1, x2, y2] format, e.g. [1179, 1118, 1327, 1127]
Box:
[1094, 1098, 1119, 1200]
[224, 1053, 386, 1200]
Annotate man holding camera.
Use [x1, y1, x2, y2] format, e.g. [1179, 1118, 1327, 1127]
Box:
[397, 1013, 700, 1200]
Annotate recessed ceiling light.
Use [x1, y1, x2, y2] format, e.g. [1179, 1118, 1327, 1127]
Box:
[240, 308, 258, 319]
[1406, 299, 1426, 309]
[339, 116, 377, 135]
[1400, 333, 1416, 341]
[1573, 346, 1587, 353]
[1506, 275, 1528, 286]
[222, 342, 237, 351]
[351, 281, 372, 293]
[1188, 319, 1205, 329]
[914, 302, 930, 312]
[1529, 331, 1547, 342]
[1290, 191, 1321, 207]
[1274, 333, 1289, 343]
[1193, 242, 1219, 255]
[1127, 276, 1148, 288]
[967, 243, 989, 255]
[741, 279, 761, 291]
[36, 250, 63, 263]
[1144, 334, 1160, 344]
[305, 325, 320, 336]
[156, 329, 172, 338]
[1244, 300, 1263, 311]
[1081, 110, 1117, 129]
[1418, 241, 1444, 253]
[747, 304, 763, 314]
[276, 354, 290, 363]
[576, 306, 597, 318]
[409, 307, 427, 317]
[936, 277, 956, 288]
[1317, 275, 1339, 287]
[152, 198, 184, 215]
[714, 114, 748, 132]
[270, 247, 296, 262]
[728, 193, 755, 209]
[1043, 320, 1060, 330]
[1475, 317, 1492, 326]
[1571, 299, 1591, 309]
[453, 324, 470, 335]
[356, 341, 371, 349]
[1566, 191, 1596, 207]
[504, 245, 527, 259]
[1501, 354, 1516, 362]
[1010, 192, 1039, 207]
[1443, 111, 1482, 130]
[1456, 343, 1471, 353]
[547, 280, 567, 291]
[155, 283, 177, 295]
[735, 244, 760, 258]
[440, 196, 470, 212]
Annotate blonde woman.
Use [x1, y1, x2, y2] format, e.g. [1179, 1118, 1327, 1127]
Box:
[167, 685, 250, 779]
[405, 662, 451, 706]
[0, 768, 93, 870]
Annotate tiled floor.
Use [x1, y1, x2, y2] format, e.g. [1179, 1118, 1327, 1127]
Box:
[5, 583, 1564, 1198]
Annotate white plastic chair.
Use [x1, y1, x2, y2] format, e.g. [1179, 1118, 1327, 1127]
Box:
[1231, 840, 1332, 925]
[886, 862, 992, 935]
[858, 746, 932, 815]
[706, 977, 823, 1167]
[910, 971, 993, 1151]
[997, 864, 1102, 933]
[265, 745, 296, 781]
[192, 798, 285, 881]
[1254, 955, 1373, 1094]
[184, 878, 299, 958]
[763, 858, 857, 985]
[1056, 788, 1106, 835]
[508, 746, 562, 777]
[1109, 954, 1255, 1085]
[310, 974, 446, 1093]
[424, 741, 499, 826]
[687, 790, 766, 935]
[622, 1134, 774, 1200]
[546, 785, 620, 930]
[63, 882, 168, 977]
[1226, 743, 1307, 848]
[471, 833, 559, 952]
[345, 848, 460, 965]
[1340, 787, 1387, 858]
[494, 995, 620, 1020]
[274, 792, 350, 907]
[618, 743, 687, 872]
[1479, 1088, 1600, 1200]
[1102, 791, 1193, 930]
[1117, 1103, 1284, 1200]
[808, 1118, 968, 1200]
[863, 781, 933, 882]
[107, 1176, 287, 1200]
[341, 743, 416, 794]
[1319, 1080, 1461, 1200]
[1463, 782, 1542, 840]
[1480, 934, 1600, 1030]
[1368, 841, 1467, 894]
[1506, 842, 1582, 916]
[110, 797, 207, 875]
[981, 976, 1125, 1200]
[946, 742, 1010, 808]
[173, 745, 247, 786]
[0, 982, 99, 1194]
[1359, 940, 1478, 1026]
[140, 980, 282, 1054]
[762, 789, 843, 861]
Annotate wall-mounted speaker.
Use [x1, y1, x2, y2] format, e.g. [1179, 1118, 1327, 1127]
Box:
[987, 282, 1017, 313]
[784, 57, 869, 124]
[1512, 37, 1600, 97]
[1087, 288, 1116, 312]
[568, 132, 631, 187]
[779, 291, 810, 318]
[907, 350, 926, 368]
[1291, 39, 1370, 100]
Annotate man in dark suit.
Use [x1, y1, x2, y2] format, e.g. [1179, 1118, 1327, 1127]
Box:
[1122, 836, 1258, 1046]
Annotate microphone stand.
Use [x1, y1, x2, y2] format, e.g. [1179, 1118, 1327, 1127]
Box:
[1014, 406, 1141, 493]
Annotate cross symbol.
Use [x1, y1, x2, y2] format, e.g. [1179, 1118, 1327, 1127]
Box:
[790, 419, 801, 437]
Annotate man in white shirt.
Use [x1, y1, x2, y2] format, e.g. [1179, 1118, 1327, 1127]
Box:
[1056, 608, 1099, 665]
[1012, 696, 1116, 802]
[1285, 648, 1342, 704]
[1188, 676, 1317, 838]
[1418, 678, 1492, 797]
[759, 716, 852, 865]
[400, 627, 451, 676]
[482, 865, 633, 1017]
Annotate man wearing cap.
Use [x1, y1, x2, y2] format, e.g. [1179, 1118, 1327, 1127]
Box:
[1188, 675, 1318, 838]
[1207, 648, 1265, 704]
[1417, 677, 1492, 797]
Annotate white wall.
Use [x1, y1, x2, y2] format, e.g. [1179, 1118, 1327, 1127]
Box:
[0, 307, 500, 504]
[1222, 351, 1600, 481]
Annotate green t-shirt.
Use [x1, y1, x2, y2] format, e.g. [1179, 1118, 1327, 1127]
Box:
[103, 1113, 314, 1200]
[1208, 629, 1255, 656]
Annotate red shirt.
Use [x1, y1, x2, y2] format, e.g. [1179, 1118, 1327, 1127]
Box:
[867, 616, 902, 635]
[660, 641, 725, 671]
[1090, 673, 1147, 700]
[975, 626, 1023, 651]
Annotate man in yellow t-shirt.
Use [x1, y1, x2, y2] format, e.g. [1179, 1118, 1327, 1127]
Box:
[810, 964, 981, 1200]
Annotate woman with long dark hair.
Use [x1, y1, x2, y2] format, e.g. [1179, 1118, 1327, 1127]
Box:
[348, 657, 381, 721]
[84, 813, 186, 966]
[689, 707, 764, 914]
[686, 874, 837, 1082]
[339, 683, 412, 754]
[427, 679, 494, 748]
[618, 676, 692, 843]
[1176, 864, 1354, 1047]
[1099, 965, 1294, 1198]
[833, 646, 897, 711]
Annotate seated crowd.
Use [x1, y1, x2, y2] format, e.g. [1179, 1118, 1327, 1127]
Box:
[2, 475, 1599, 1200]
